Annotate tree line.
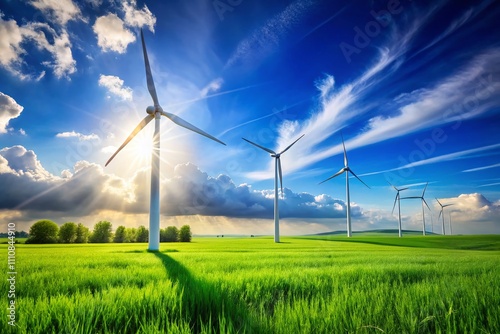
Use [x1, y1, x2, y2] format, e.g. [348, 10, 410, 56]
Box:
[25, 220, 192, 244]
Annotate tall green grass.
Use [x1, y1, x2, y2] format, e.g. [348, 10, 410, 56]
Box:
[1, 236, 499, 333]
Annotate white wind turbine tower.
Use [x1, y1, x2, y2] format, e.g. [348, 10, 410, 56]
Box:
[449, 212, 453, 235]
[436, 198, 453, 236]
[389, 182, 408, 238]
[106, 29, 226, 251]
[401, 182, 431, 236]
[319, 135, 370, 237]
[242, 134, 305, 243]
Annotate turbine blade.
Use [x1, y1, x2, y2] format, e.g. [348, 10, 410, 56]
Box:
[242, 138, 276, 155]
[400, 196, 420, 199]
[400, 187, 409, 191]
[443, 204, 454, 208]
[341, 133, 348, 167]
[387, 181, 397, 191]
[392, 194, 398, 214]
[438, 209, 443, 220]
[105, 114, 154, 166]
[141, 29, 159, 107]
[422, 182, 428, 197]
[348, 169, 370, 189]
[279, 134, 305, 155]
[436, 198, 443, 207]
[278, 157, 283, 198]
[161, 111, 226, 145]
[422, 198, 431, 211]
[319, 167, 345, 185]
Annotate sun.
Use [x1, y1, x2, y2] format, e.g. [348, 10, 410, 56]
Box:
[129, 130, 153, 167]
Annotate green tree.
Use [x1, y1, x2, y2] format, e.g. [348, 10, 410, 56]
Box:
[75, 223, 90, 243]
[136, 225, 148, 242]
[26, 220, 59, 244]
[58, 222, 77, 243]
[113, 225, 127, 243]
[90, 221, 113, 243]
[126, 227, 137, 242]
[161, 226, 179, 242]
[179, 225, 192, 242]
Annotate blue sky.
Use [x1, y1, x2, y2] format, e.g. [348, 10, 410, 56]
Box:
[1, 0, 499, 235]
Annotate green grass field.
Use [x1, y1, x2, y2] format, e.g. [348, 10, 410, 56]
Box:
[2, 235, 500, 333]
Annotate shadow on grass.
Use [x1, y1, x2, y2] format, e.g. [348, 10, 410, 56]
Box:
[153, 252, 263, 333]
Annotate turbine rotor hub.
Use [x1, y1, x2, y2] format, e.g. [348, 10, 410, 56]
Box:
[146, 106, 155, 114]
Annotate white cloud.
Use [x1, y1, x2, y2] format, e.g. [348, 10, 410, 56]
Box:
[0, 146, 52, 180]
[315, 74, 335, 99]
[56, 131, 100, 141]
[433, 193, 500, 234]
[0, 16, 76, 79]
[30, 0, 83, 26]
[27, 23, 77, 78]
[101, 146, 117, 154]
[98, 74, 133, 100]
[93, 14, 135, 53]
[0, 147, 356, 220]
[0, 92, 24, 134]
[122, 0, 156, 32]
[0, 15, 31, 79]
[200, 78, 223, 97]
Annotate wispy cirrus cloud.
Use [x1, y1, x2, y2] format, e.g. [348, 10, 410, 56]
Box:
[462, 163, 500, 173]
[56, 131, 100, 141]
[358, 143, 500, 177]
[415, 0, 496, 56]
[246, 4, 500, 181]
[225, 0, 317, 69]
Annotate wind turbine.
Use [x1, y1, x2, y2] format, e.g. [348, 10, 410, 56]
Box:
[242, 134, 305, 243]
[389, 182, 408, 238]
[436, 198, 453, 236]
[105, 29, 225, 251]
[319, 135, 370, 237]
[449, 212, 453, 235]
[401, 182, 431, 236]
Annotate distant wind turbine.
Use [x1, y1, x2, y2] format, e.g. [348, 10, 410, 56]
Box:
[436, 198, 453, 236]
[106, 29, 226, 251]
[449, 212, 453, 235]
[242, 134, 304, 243]
[389, 182, 408, 238]
[401, 182, 431, 236]
[319, 135, 370, 237]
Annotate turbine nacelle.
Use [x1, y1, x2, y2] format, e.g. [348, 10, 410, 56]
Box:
[146, 106, 156, 115]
